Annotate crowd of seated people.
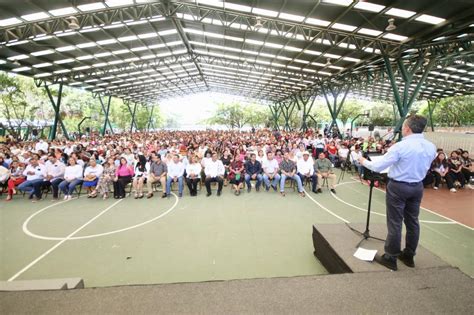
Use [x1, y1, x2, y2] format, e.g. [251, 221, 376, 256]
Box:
[0, 128, 472, 202]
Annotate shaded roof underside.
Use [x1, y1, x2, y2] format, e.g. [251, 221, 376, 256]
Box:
[0, 0, 473, 105]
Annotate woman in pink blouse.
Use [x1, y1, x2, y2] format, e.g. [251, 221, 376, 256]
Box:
[113, 157, 134, 199]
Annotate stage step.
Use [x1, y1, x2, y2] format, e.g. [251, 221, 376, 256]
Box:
[313, 223, 449, 274]
[0, 278, 84, 291]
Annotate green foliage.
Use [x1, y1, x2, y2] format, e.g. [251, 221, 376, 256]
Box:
[368, 101, 395, 126]
[419, 96, 474, 127]
[0, 72, 164, 137]
[206, 102, 268, 129]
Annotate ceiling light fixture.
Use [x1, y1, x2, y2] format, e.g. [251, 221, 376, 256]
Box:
[325, 58, 331, 66]
[13, 60, 21, 66]
[68, 16, 80, 30]
[254, 17, 263, 31]
[385, 18, 396, 31]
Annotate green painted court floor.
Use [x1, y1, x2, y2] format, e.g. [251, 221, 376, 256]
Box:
[1, 175, 472, 287]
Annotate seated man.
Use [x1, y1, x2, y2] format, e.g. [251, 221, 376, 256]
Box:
[146, 154, 167, 198]
[166, 154, 185, 198]
[314, 152, 337, 194]
[279, 151, 305, 197]
[18, 157, 46, 201]
[204, 152, 225, 197]
[244, 153, 263, 193]
[40, 154, 65, 200]
[297, 151, 317, 193]
[262, 152, 280, 191]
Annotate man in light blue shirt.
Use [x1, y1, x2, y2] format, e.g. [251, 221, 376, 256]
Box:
[359, 115, 436, 271]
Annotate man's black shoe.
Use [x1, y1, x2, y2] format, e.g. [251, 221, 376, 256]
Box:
[272, 185, 277, 192]
[398, 251, 415, 268]
[256, 186, 260, 192]
[317, 188, 322, 193]
[330, 189, 336, 194]
[161, 193, 167, 198]
[247, 187, 251, 193]
[374, 254, 397, 271]
[206, 192, 212, 197]
[217, 191, 221, 196]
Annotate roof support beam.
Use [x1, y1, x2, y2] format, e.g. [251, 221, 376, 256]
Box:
[269, 103, 282, 130]
[98, 95, 113, 136]
[43, 83, 69, 141]
[383, 54, 436, 138]
[427, 99, 440, 132]
[321, 81, 351, 134]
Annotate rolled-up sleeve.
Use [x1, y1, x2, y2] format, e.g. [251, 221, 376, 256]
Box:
[363, 146, 400, 173]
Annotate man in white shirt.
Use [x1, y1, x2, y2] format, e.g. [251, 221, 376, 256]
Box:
[262, 151, 280, 191]
[18, 157, 46, 201]
[204, 152, 225, 196]
[297, 151, 317, 193]
[35, 139, 49, 153]
[40, 154, 66, 200]
[166, 154, 185, 197]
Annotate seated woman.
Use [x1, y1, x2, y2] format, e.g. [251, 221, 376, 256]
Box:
[113, 157, 134, 199]
[460, 151, 473, 189]
[5, 161, 25, 201]
[326, 141, 338, 165]
[59, 157, 84, 200]
[84, 158, 103, 198]
[132, 155, 149, 199]
[447, 151, 465, 192]
[185, 155, 202, 196]
[229, 154, 245, 195]
[431, 152, 454, 191]
[92, 158, 116, 200]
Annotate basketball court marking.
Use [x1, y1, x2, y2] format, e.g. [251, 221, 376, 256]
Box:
[305, 192, 350, 224]
[330, 181, 456, 225]
[9, 199, 123, 282]
[372, 185, 474, 231]
[23, 193, 180, 241]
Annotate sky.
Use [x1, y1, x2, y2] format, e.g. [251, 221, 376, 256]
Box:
[159, 91, 262, 129]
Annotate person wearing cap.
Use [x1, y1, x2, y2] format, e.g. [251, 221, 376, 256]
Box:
[297, 151, 317, 193]
[314, 152, 337, 194]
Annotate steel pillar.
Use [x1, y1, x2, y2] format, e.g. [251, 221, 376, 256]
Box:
[44, 83, 69, 140]
[383, 55, 436, 138]
[427, 99, 439, 132]
[99, 95, 113, 136]
[321, 82, 351, 134]
[125, 102, 138, 132]
[280, 100, 297, 131]
[146, 106, 155, 131]
[294, 93, 316, 132]
[269, 104, 282, 130]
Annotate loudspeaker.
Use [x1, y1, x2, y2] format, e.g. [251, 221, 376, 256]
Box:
[368, 124, 375, 132]
[32, 129, 38, 136]
[85, 127, 91, 133]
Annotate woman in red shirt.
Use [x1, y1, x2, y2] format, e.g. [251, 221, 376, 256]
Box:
[326, 141, 338, 165]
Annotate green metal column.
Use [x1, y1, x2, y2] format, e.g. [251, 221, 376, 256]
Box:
[321, 82, 351, 134]
[383, 55, 436, 138]
[44, 83, 69, 140]
[99, 95, 113, 136]
[269, 103, 282, 130]
[280, 100, 296, 131]
[146, 106, 155, 131]
[427, 99, 439, 132]
[294, 93, 316, 132]
[130, 102, 138, 133]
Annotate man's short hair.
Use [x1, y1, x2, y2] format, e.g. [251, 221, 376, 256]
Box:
[405, 115, 427, 134]
[250, 153, 256, 158]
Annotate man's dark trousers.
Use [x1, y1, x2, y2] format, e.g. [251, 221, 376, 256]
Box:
[385, 180, 424, 259]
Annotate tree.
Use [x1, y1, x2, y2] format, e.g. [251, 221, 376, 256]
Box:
[419, 96, 474, 127]
[0, 72, 28, 137]
[206, 102, 249, 129]
[337, 99, 364, 126]
[368, 101, 394, 126]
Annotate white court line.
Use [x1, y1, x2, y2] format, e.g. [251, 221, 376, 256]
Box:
[23, 193, 179, 240]
[305, 191, 350, 224]
[8, 199, 123, 282]
[333, 181, 455, 225]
